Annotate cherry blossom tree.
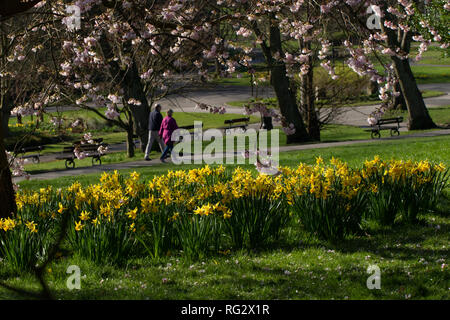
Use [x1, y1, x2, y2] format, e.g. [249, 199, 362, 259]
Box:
[1, 16, 56, 138]
[32, 0, 222, 157]
[0, 0, 45, 219]
[200, 0, 328, 142]
[334, 0, 449, 129]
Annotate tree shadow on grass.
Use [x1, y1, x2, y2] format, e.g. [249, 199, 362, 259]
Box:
[328, 219, 450, 262]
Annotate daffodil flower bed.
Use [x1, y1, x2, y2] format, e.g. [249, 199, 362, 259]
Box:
[1, 158, 448, 269]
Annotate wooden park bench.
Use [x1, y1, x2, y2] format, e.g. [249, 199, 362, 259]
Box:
[221, 117, 250, 134]
[56, 141, 108, 169]
[14, 146, 44, 164]
[72, 138, 104, 145]
[366, 117, 403, 139]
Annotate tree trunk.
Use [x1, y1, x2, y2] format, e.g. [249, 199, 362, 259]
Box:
[99, 34, 150, 152]
[123, 61, 150, 152]
[214, 59, 221, 78]
[266, 25, 311, 144]
[381, 19, 435, 129]
[1, 108, 10, 137]
[390, 82, 407, 111]
[300, 42, 320, 141]
[126, 127, 135, 158]
[304, 70, 320, 141]
[391, 56, 436, 129]
[0, 112, 16, 219]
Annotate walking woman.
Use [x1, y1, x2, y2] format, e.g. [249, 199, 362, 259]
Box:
[159, 109, 178, 162]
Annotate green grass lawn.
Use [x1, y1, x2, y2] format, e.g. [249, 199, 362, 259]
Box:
[411, 45, 450, 66]
[215, 60, 450, 87]
[5, 135, 450, 300]
[226, 90, 446, 108]
[409, 66, 450, 84]
[384, 106, 450, 127]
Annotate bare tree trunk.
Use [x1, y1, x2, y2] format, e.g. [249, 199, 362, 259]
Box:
[304, 69, 320, 140]
[300, 41, 320, 141]
[126, 127, 135, 158]
[391, 56, 436, 129]
[214, 59, 221, 78]
[266, 25, 311, 143]
[124, 109, 136, 158]
[0, 112, 16, 219]
[123, 61, 150, 152]
[381, 19, 436, 129]
[390, 82, 407, 111]
[99, 34, 150, 153]
[1, 108, 10, 137]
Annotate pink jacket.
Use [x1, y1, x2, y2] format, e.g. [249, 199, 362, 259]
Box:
[159, 116, 178, 145]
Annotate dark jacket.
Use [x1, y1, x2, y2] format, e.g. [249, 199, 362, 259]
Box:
[149, 110, 163, 131]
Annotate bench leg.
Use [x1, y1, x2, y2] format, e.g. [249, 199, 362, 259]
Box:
[65, 159, 75, 169]
[371, 131, 381, 139]
[92, 156, 102, 166]
[390, 128, 400, 137]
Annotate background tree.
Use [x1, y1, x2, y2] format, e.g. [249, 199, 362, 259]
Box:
[31, 0, 220, 157]
[335, 0, 449, 129]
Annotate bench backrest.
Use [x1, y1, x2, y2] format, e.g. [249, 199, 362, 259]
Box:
[378, 117, 403, 125]
[21, 146, 44, 153]
[75, 143, 107, 152]
[15, 145, 44, 155]
[62, 146, 75, 154]
[78, 144, 98, 152]
[224, 117, 250, 125]
[72, 138, 103, 145]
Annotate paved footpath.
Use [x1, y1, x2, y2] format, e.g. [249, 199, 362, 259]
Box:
[13, 128, 450, 183]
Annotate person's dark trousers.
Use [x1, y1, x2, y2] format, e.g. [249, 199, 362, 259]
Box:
[160, 142, 174, 160]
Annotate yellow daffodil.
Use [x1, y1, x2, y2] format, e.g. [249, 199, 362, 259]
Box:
[126, 208, 138, 220]
[25, 221, 38, 233]
[75, 221, 84, 232]
[79, 211, 90, 221]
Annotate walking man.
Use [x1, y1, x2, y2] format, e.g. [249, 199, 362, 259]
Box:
[144, 104, 165, 161]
